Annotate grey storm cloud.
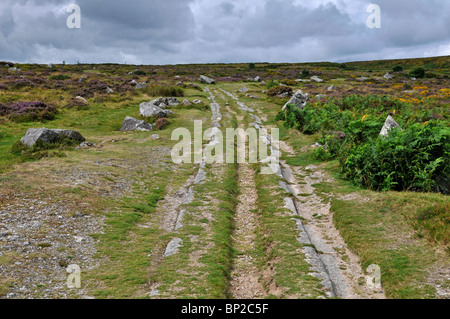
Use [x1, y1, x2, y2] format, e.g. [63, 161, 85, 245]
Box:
[0, 0, 449, 64]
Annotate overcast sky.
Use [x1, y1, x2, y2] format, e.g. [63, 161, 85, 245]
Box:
[0, 0, 449, 65]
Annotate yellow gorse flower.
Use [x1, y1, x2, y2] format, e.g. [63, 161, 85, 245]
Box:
[361, 115, 368, 122]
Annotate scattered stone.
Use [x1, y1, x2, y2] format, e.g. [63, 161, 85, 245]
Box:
[164, 238, 183, 257]
[248, 76, 262, 82]
[359, 76, 368, 81]
[200, 75, 216, 84]
[380, 116, 402, 137]
[120, 116, 154, 132]
[106, 87, 114, 94]
[192, 99, 202, 104]
[311, 76, 323, 83]
[76, 141, 96, 149]
[194, 169, 207, 184]
[78, 76, 86, 83]
[176, 81, 183, 86]
[315, 94, 327, 99]
[47, 64, 55, 68]
[278, 92, 291, 98]
[129, 80, 138, 86]
[282, 89, 309, 110]
[75, 96, 88, 104]
[182, 99, 192, 106]
[135, 82, 147, 89]
[328, 85, 336, 91]
[151, 134, 160, 140]
[139, 102, 171, 118]
[151, 97, 180, 107]
[150, 289, 160, 297]
[383, 72, 394, 80]
[9, 67, 20, 72]
[238, 87, 249, 93]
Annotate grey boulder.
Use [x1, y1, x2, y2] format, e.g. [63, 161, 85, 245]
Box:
[135, 82, 147, 89]
[384, 72, 394, 80]
[139, 102, 171, 118]
[152, 97, 180, 107]
[182, 99, 193, 106]
[380, 116, 402, 137]
[21, 128, 85, 147]
[311, 76, 323, 83]
[282, 89, 309, 110]
[200, 75, 216, 84]
[120, 116, 154, 132]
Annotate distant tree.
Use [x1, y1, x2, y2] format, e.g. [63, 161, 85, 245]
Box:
[410, 67, 425, 78]
[393, 65, 404, 72]
[300, 69, 310, 78]
[248, 63, 256, 70]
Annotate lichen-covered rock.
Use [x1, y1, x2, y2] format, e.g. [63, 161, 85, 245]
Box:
[182, 99, 192, 106]
[282, 89, 309, 110]
[139, 102, 170, 118]
[311, 76, 323, 83]
[200, 75, 215, 84]
[135, 82, 147, 89]
[380, 116, 402, 137]
[21, 128, 85, 147]
[120, 116, 154, 132]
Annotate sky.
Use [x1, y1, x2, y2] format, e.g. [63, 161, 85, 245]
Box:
[0, 0, 449, 65]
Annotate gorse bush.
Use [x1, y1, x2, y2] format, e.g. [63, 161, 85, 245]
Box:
[276, 95, 450, 193]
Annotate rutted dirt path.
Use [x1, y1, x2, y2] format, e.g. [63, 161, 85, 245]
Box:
[229, 130, 265, 299]
[221, 86, 386, 299]
[281, 161, 386, 299]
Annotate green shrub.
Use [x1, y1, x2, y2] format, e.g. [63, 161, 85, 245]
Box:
[145, 86, 184, 97]
[281, 79, 297, 86]
[267, 85, 293, 97]
[409, 67, 426, 78]
[276, 95, 449, 194]
[248, 63, 256, 70]
[300, 70, 310, 78]
[133, 70, 147, 76]
[393, 65, 404, 72]
[342, 122, 449, 193]
[49, 74, 70, 81]
[265, 79, 279, 90]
